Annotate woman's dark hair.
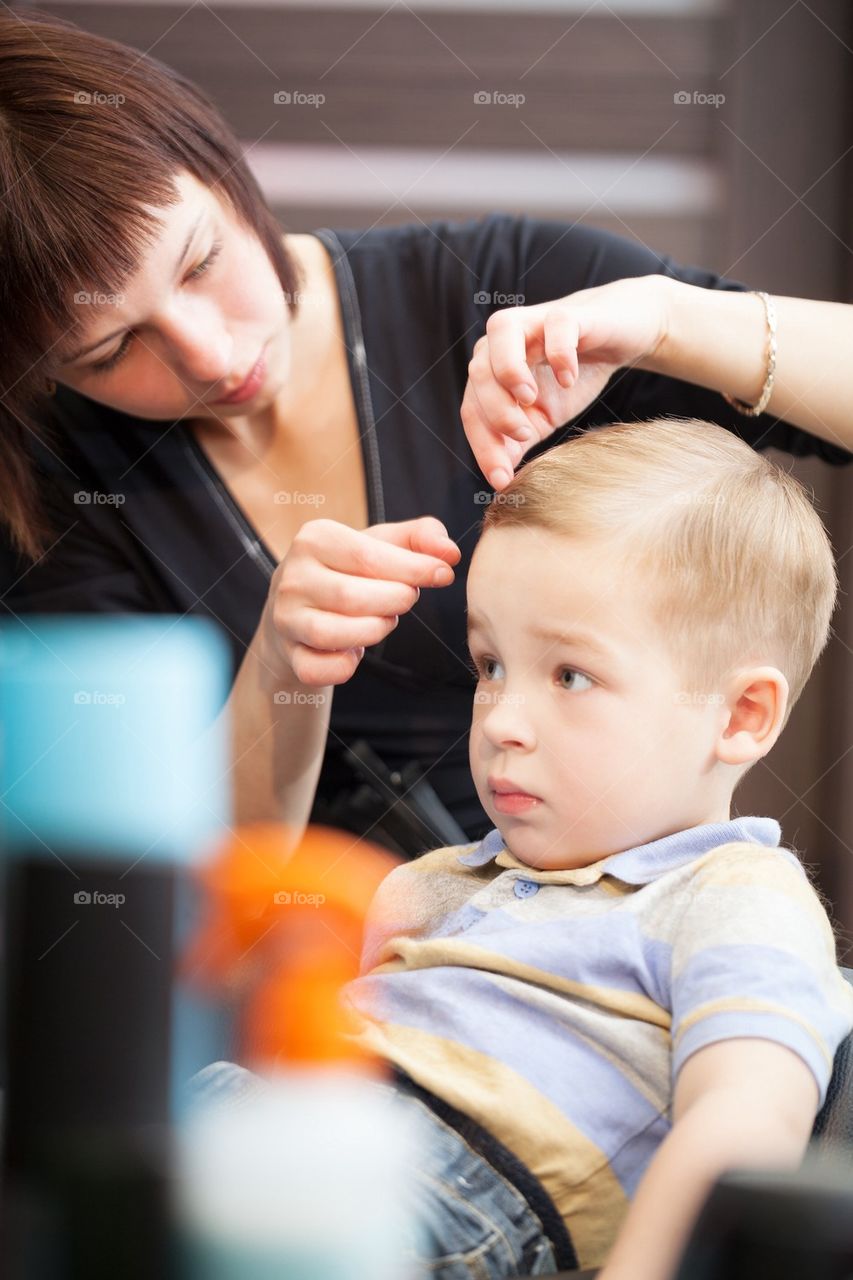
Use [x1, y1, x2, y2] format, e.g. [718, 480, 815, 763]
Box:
[0, 8, 302, 562]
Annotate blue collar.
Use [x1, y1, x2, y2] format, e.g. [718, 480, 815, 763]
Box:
[457, 817, 782, 885]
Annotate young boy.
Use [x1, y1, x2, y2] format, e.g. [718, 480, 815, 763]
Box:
[338, 417, 853, 1279]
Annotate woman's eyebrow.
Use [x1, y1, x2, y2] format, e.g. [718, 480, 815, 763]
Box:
[60, 213, 205, 365]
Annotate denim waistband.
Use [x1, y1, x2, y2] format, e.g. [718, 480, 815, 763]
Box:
[389, 1065, 579, 1272]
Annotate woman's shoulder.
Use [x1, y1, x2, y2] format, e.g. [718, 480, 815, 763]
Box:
[317, 212, 684, 312]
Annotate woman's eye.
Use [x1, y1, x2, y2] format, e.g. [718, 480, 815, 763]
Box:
[185, 239, 223, 281]
[558, 668, 594, 693]
[90, 333, 133, 375]
[88, 240, 224, 376]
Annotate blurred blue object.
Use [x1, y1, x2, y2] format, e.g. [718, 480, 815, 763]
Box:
[0, 614, 232, 861]
[0, 615, 237, 1278]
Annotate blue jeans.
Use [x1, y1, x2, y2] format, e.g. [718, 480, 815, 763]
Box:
[380, 1081, 560, 1279]
[186, 1062, 562, 1279]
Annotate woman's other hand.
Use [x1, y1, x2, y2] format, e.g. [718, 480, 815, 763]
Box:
[258, 516, 461, 687]
[461, 274, 672, 490]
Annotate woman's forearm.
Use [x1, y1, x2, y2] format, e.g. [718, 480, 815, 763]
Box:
[644, 279, 853, 452]
[220, 619, 332, 832]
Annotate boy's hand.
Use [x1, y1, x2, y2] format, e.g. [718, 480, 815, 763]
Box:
[461, 275, 671, 491]
[598, 1038, 818, 1280]
[259, 516, 461, 687]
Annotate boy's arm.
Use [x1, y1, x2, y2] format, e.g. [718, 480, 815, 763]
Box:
[598, 1037, 819, 1280]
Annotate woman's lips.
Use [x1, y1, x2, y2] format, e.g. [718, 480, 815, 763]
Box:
[212, 348, 267, 405]
[491, 791, 542, 815]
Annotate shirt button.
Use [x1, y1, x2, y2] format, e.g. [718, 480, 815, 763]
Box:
[514, 879, 539, 898]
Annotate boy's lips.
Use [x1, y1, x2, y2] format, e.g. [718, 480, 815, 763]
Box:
[488, 777, 542, 815]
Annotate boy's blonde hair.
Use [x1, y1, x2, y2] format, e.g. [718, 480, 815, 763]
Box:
[481, 418, 837, 733]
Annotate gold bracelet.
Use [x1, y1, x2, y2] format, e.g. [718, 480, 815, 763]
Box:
[722, 290, 777, 417]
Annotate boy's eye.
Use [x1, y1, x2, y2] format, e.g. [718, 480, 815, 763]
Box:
[473, 655, 503, 680]
[558, 668, 594, 693]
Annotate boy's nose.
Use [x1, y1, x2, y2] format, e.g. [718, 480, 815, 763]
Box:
[479, 694, 536, 750]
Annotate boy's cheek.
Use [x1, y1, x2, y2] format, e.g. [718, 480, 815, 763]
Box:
[467, 724, 491, 784]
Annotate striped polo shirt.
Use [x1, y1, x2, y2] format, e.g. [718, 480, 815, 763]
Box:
[342, 817, 853, 1268]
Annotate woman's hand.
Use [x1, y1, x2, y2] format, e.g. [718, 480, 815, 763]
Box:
[461, 274, 672, 489]
[258, 516, 461, 688]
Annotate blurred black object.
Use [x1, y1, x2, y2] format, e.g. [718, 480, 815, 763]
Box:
[316, 738, 470, 858]
[673, 1160, 853, 1280]
[0, 855, 176, 1279]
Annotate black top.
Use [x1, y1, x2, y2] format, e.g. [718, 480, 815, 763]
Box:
[2, 214, 850, 844]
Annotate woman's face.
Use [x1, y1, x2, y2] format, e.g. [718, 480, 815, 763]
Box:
[53, 170, 291, 422]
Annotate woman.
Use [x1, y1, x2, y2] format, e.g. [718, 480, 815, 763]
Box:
[2, 10, 849, 854]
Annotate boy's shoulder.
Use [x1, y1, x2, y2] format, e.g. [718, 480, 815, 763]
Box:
[669, 838, 840, 955]
[687, 837, 814, 897]
[385, 840, 488, 881]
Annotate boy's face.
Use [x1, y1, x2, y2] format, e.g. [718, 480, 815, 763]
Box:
[466, 525, 734, 870]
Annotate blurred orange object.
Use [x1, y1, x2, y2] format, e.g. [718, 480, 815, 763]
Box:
[180, 823, 401, 1074]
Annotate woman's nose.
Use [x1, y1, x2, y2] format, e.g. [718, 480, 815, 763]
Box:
[162, 309, 234, 386]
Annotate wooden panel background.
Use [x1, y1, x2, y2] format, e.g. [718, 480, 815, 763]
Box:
[22, 2, 730, 263]
[12, 0, 853, 939]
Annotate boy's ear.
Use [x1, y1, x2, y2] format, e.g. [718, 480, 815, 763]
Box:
[715, 666, 789, 767]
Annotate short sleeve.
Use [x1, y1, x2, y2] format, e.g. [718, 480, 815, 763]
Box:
[670, 845, 853, 1107]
